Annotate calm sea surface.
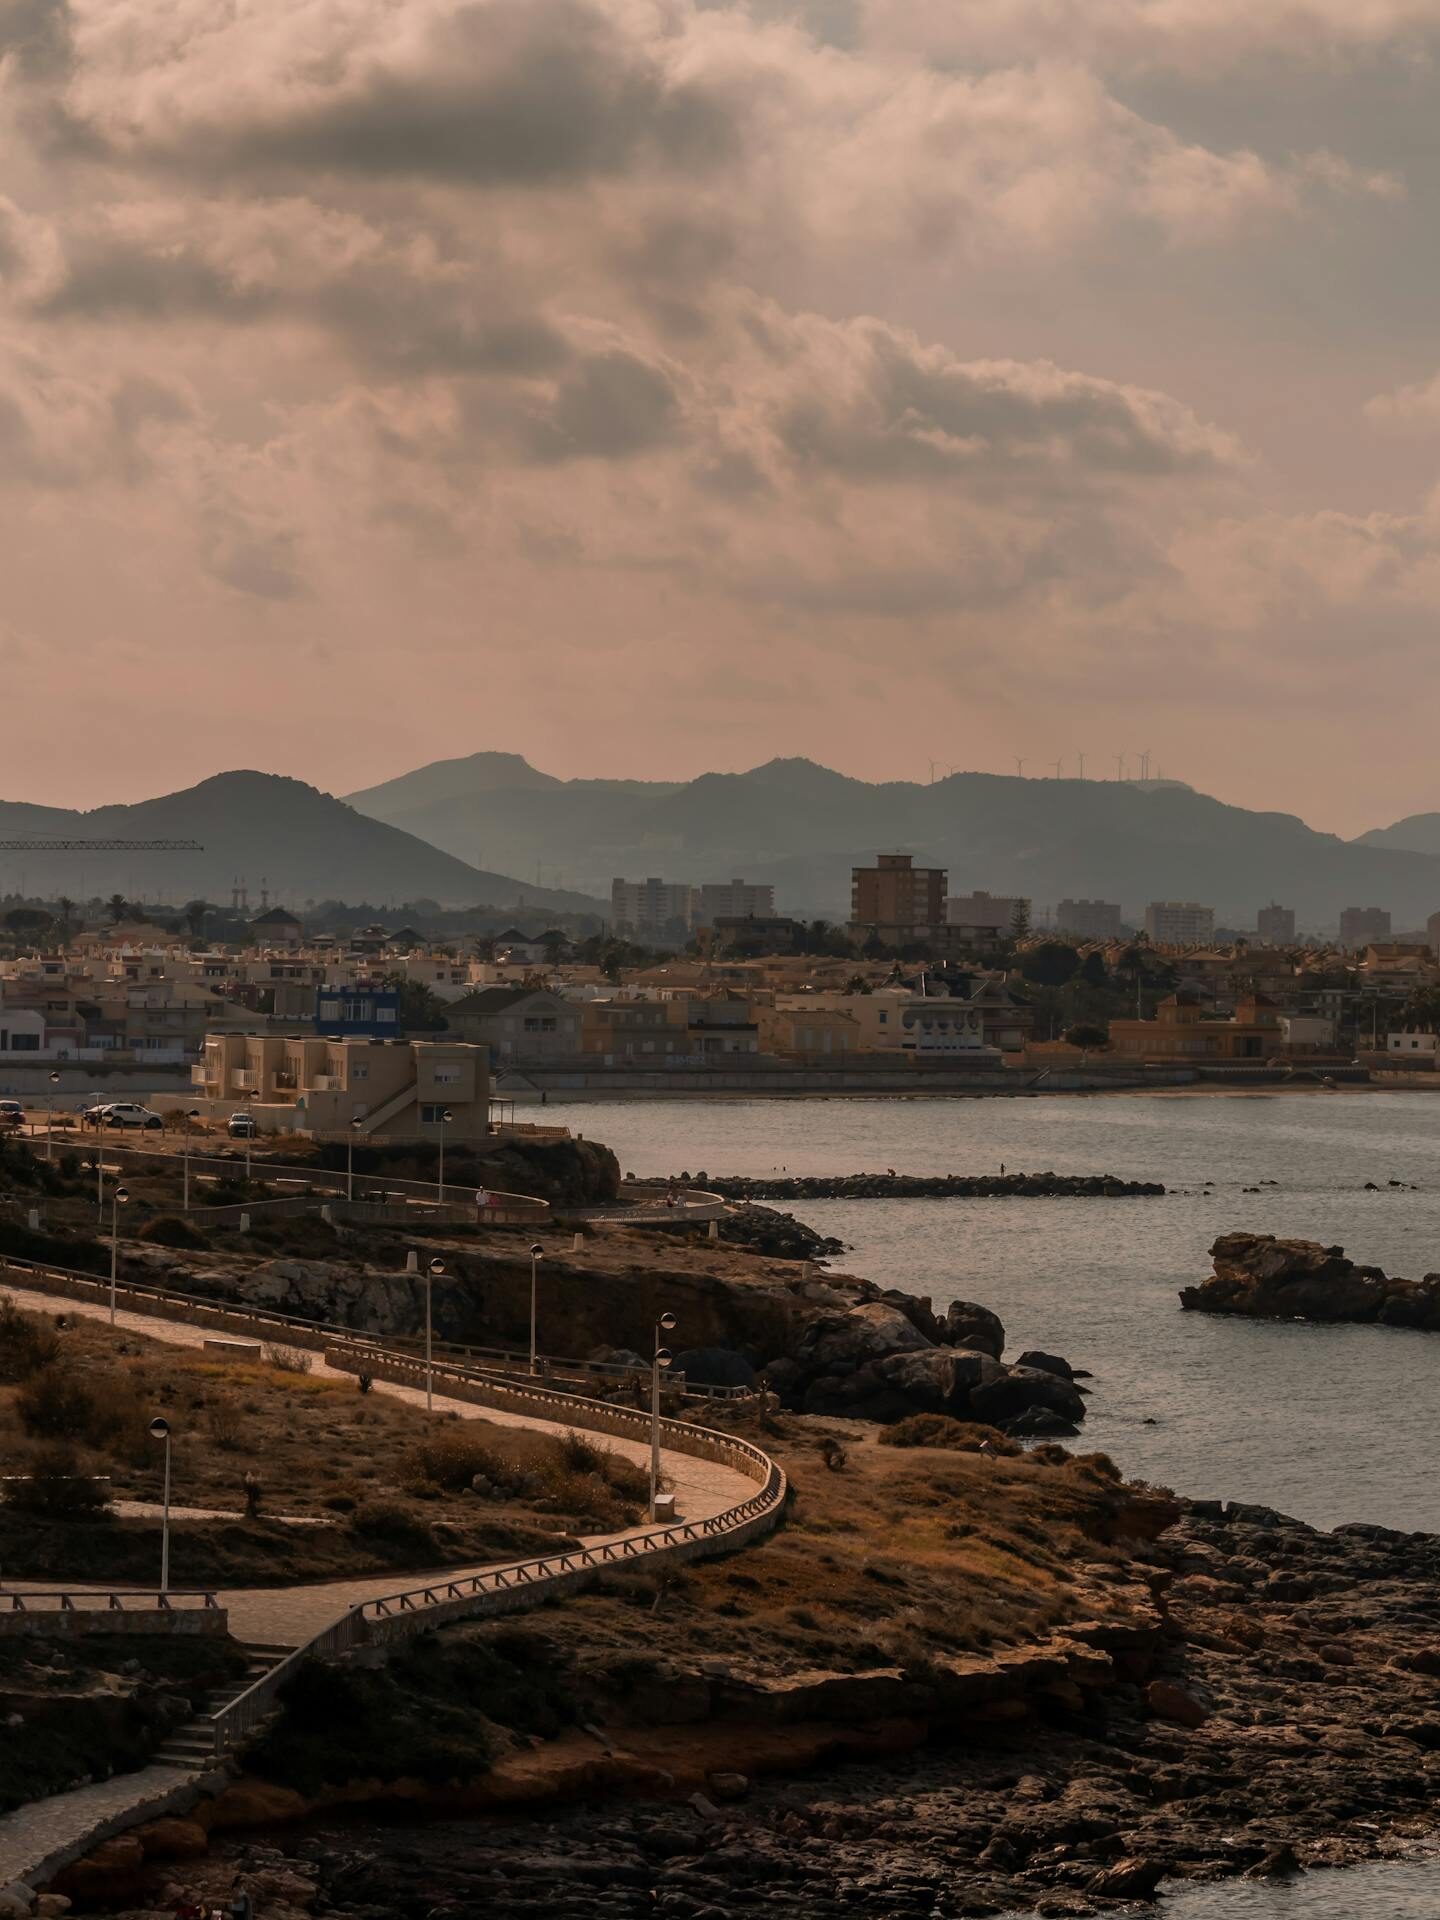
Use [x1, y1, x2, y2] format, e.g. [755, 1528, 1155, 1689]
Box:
[536, 1091, 1440, 1918]
[546, 1090, 1440, 1532]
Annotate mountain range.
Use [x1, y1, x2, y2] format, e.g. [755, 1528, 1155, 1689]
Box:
[347, 753, 1440, 932]
[0, 773, 602, 915]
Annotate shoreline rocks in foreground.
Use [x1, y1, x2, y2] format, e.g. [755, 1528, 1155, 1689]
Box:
[1182, 1232, 1440, 1329]
[77, 1499, 1440, 1919]
[662, 1171, 1167, 1200]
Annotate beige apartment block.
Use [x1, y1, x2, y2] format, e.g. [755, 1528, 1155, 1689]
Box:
[193, 1033, 490, 1138]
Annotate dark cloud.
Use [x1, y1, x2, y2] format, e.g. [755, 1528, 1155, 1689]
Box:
[774, 321, 1235, 485]
[531, 348, 680, 460]
[0, 0, 72, 79]
[102, 1, 739, 189]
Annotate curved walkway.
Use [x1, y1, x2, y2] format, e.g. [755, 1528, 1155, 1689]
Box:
[0, 1279, 756, 1647]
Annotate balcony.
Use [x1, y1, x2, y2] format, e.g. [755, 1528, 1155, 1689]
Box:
[309, 1073, 343, 1091]
[231, 1069, 261, 1091]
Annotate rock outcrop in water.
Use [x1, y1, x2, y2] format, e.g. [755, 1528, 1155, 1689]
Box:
[1182, 1232, 1440, 1329]
[669, 1171, 1166, 1200]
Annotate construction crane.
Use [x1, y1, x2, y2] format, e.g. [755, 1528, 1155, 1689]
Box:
[0, 839, 203, 851]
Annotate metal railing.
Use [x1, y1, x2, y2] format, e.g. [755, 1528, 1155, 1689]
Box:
[2, 1589, 220, 1613]
[207, 1364, 784, 1756]
[0, 1252, 750, 1401]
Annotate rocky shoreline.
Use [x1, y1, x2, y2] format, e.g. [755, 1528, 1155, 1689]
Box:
[70, 1499, 1440, 1919]
[666, 1172, 1167, 1200]
[1182, 1232, 1440, 1330]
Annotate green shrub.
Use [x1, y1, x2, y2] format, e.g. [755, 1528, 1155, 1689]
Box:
[0, 1296, 60, 1383]
[138, 1214, 210, 1251]
[880, 1414, 1018, 1455]
[347, 1498, 438, 1558]
[2, 1444, 113, 1518]
[400, 1427, 508, 1494]
[16, 1365, 148, 1456]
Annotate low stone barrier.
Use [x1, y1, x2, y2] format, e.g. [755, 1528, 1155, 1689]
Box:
[0, 1593, 227, 1638]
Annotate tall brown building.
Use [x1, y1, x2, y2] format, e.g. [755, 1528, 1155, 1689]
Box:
[850, 852, 948, 945]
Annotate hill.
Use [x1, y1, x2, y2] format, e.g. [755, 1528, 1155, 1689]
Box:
[0, 772, 603, 914]
[349, 755, 1440, 931]
[1354, 813, 1440, 858]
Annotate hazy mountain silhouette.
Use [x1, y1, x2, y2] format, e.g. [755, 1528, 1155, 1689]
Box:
[0, 772, 603, 914]
[348, 755, 1440, 930]
[1354, 814, 1440, 858]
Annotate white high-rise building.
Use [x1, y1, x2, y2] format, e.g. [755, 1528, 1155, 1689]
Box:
[694, 879, 775, 925]
[610, 877, 694, 941]
[1144, 901, 1214, 943]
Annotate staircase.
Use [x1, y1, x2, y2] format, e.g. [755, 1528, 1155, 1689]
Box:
[152, 1641, 292, 1769]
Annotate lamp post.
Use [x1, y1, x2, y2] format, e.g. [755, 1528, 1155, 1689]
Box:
[528, 1241, 544, 1374]
[650, 1311, 677, 1522]
[426, 1258, 444, 1413]
[346, 1113, 365, 1201]
[182, 1108, 201, 1213]
[148, 1417, 171, 1595]
[108, 1183, 130, 1325]
[436, 1108, 453, 1203]
[242, 1092, 255, 1183]
[45, 1069, 60, 1162]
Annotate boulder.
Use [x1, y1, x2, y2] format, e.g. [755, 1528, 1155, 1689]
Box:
[1006, 1407, 1080, 1438]
[1086, 1857, 1165, 1900]
[1015, 1348, 1074, 1380]
[940, 1301, 1006, 1358]
[970, 1366, 1086, 1429]
[672, 1346, 757, 1390]
[1146, 1678, 1213, 1728]
[796, 1301, 934, 1374]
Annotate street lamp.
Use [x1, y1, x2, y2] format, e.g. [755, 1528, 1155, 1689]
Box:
[182, 1108, 201, 1213]
[436, 1108, 453, 1203]
[650, 1311, 677, 1522]
[528, 1242, 544, 1374]
[346, 1113, 365, 1202]
[45, 1069, 60, 1162]
[108, 1184, 130, 1325]
[425, 1258, 444, 1413]
[148, 1417, 171, 1594]
[242, 1091, 256, 1183]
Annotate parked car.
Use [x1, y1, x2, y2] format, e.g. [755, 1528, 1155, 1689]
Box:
[95, 1102, 164, 1131]
[0, 1100, 24, 1131]
[227, 1111, 258, 1138]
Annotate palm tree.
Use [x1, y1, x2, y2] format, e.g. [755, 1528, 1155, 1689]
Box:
[183, 899, 214, 940]
[106, 893, 129, 925]
[54, 897, 76, 943]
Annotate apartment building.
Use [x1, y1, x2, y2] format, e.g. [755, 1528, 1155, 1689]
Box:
[1255, 903, 1296, 944]
[193, 1034, 490, 1137]
[610, 878, 694, 942]
[443, 986, 583, 1062]
[945, 890, 1028, 932]
[1055, 898, 1123, 940]
[1144, 901, 1215, 943]
[1339, 905, 1391, 949]
[850, 853, 947, 946]
[694, 880, 775, 925]
[1109, 992, 1283, 1061]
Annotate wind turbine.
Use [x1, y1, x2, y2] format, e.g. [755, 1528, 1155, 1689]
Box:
[1052, 758, 1063, 779]
[1114, 753, 1126, 781]
[1014, 757, 1027, 778]
[1137, 748, 1152, 782]
[1077, 752, 1087, 779]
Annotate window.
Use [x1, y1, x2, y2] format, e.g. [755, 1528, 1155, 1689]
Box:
[376, 1007, 397, 1024]
[523, 1017, 557, 1032]
[420, 1103, 450, 1124]
[352, 1063, 369, 1080]
[433, 1067, 461, 1085]
[10, 1034, 39, 1051]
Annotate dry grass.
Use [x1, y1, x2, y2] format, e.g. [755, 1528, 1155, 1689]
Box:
[517, 1420, 1174, 1679]
[0, 1297, 646, 1553]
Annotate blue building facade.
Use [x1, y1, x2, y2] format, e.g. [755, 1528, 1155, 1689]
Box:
[314, 986, 402, 1037]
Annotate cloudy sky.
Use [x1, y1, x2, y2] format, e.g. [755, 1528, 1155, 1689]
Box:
[3, 0, 1440, 832]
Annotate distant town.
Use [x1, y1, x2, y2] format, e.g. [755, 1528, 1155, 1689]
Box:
[1, 846, 1438, 1123]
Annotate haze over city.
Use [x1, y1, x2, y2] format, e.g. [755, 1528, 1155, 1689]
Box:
[6, 0, 1440, 829]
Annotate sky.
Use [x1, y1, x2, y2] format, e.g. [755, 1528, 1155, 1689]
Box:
[4, 0, 1440, 834]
